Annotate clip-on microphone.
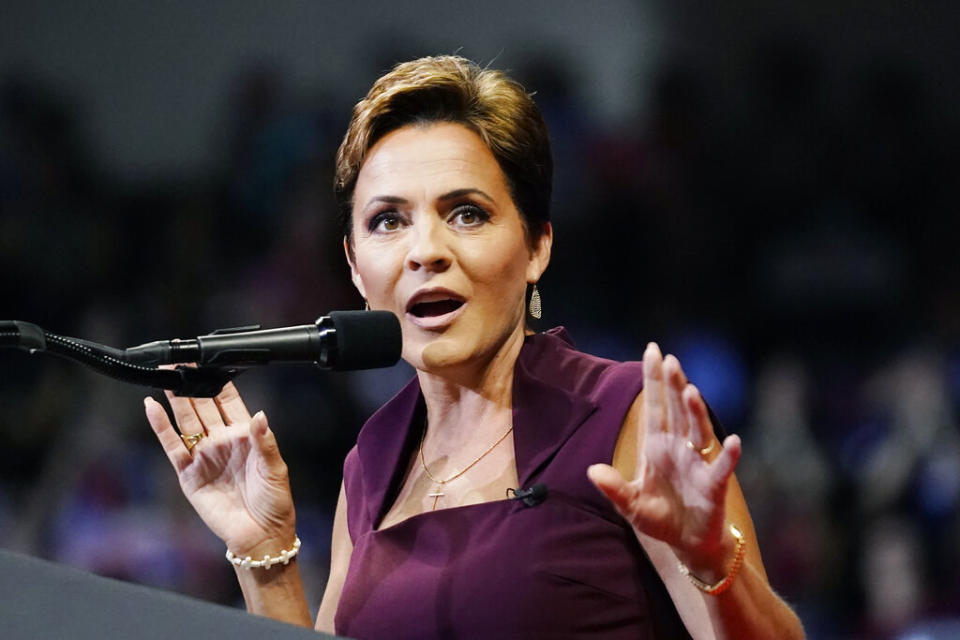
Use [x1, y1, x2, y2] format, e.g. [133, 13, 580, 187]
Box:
[506, 483, 548, 507]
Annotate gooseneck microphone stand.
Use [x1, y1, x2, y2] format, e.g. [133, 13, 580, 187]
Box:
[1, 320, 247, 397]
[0, 311, 401, 397]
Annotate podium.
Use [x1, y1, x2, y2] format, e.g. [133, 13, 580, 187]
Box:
[0, 549, 345, 639]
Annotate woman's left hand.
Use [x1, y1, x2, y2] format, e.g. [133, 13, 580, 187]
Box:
[588, 342, 742, 574]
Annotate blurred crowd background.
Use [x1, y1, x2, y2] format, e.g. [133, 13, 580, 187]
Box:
[1, 2, 959, 638]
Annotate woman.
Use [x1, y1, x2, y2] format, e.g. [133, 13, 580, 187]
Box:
[144, 56, 804, 638]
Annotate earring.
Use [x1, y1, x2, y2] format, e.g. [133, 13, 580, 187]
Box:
[529, 284, 542, 320]
[364, 300, 370, 311]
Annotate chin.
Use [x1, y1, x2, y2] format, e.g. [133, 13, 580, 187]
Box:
[400, 307, 526, 375]
[405, 336, 471, 372]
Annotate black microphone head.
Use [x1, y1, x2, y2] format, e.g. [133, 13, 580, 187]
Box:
[326, 310, 402, 371]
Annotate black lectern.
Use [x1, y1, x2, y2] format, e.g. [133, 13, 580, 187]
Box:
[0, 550, 346, 639]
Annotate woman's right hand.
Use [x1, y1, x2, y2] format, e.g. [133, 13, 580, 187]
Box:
[143, 382, 297, 558]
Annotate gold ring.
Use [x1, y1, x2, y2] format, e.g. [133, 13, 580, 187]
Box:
[180, 431, 205, 453]
[686, 440, 715, 457]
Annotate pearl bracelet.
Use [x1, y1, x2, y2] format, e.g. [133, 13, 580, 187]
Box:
[677, 524, 745, 596]
[226, 536, 301, 569]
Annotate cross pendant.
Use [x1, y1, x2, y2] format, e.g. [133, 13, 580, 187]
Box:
[428, 489, 444, 511]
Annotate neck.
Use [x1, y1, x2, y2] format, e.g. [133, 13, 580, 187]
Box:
[416, 325, 528, 451]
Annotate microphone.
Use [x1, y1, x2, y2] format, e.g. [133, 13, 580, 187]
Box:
[123, 310, 401, 371]
[506, 484, 548, 507]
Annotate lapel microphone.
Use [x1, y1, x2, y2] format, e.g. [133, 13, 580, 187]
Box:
[507, 484, 548, 507]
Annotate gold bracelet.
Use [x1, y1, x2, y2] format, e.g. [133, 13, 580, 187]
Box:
[677, 524, 745, 596]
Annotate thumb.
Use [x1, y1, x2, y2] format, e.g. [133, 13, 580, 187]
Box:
[251, 411, 284, 470]
[587, 463, 637, 512]
[588, 464, 662, 534]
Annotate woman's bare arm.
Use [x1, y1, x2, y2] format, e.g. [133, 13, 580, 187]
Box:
[588, 343, 804, 640]
[316, 482, 354, 633]
[233, 547, 312, 626]
[143, 384, 312, 627]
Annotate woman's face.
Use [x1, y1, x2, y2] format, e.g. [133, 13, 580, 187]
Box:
[346, 122, 552, 374]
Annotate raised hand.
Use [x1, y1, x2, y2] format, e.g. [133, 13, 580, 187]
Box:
[588, 342, 742, 574]
[144, 383, 296, 558]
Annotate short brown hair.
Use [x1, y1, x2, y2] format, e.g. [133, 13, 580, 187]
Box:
[334, 55, 552, 245]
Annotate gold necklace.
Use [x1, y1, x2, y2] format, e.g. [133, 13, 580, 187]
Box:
[419, 421, 514, 511]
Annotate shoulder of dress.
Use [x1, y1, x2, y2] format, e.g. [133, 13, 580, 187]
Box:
[341, 445, 363, 507]
[520, 329, 644, 402]
[343, 444, 360, 477]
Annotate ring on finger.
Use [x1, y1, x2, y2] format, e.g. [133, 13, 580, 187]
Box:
[685, 440, 715, 457]
[180, 431, 205, 453]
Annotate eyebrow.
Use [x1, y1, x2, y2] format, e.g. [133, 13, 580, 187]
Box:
[364, 195, 407, 208]
[363, 188, 496, 210]
[438, 188, 496, 204]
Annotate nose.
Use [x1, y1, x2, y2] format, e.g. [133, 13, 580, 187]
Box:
[405, 215, 452, 273]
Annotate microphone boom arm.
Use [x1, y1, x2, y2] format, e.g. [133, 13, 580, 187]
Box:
[1, 311, 400, 397]
[1, 320, 245, 397]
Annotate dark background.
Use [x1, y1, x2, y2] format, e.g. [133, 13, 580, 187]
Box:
[2, 2, 959, 638]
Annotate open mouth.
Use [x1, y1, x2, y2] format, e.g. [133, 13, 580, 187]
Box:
[409, 299, 465, 318]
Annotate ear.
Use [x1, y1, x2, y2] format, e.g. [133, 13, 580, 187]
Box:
[526, 222, 553, 284]
[343, 236, 367, 300]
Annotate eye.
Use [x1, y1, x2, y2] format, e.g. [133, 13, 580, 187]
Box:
[369, 211, 403, 233]
[449, 204, 489, 228]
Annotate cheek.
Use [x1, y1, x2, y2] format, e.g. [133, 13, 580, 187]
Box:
[464, 241, 531, 297]
[354, 247, 401, 298]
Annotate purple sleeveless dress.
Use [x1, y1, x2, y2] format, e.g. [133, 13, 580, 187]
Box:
[334, 328, 693, 639]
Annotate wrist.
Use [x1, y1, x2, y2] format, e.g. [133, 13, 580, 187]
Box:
[228, 535, 301, 571]
[677, 523, 746, 595]
[227, 527, 298, 563]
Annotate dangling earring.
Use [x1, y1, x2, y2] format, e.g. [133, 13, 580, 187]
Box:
[528, 284, 542, 320]
[364, 300, 370, 311]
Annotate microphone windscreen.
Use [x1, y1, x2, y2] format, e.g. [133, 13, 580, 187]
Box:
[328, 310, 402, 370]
